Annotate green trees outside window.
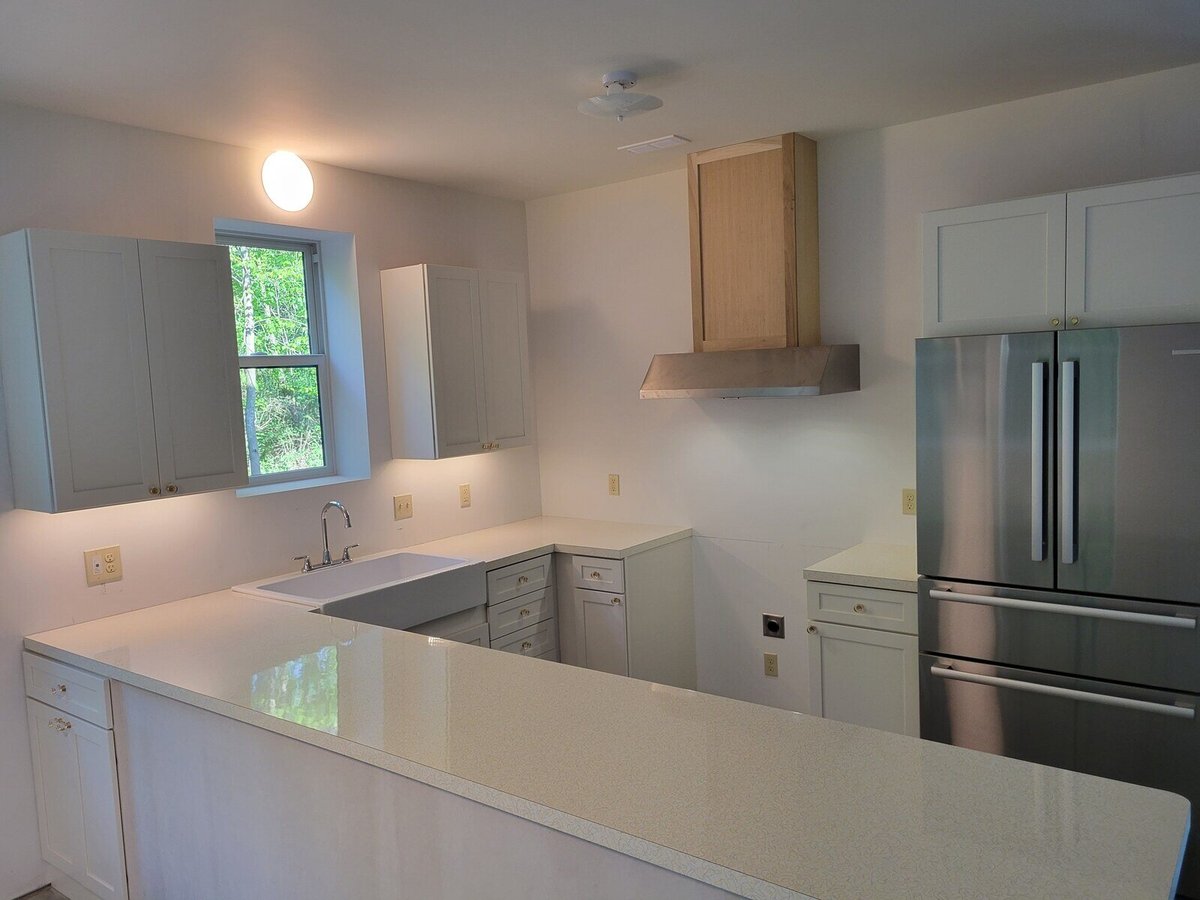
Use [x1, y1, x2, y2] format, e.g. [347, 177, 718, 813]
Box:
[225, 241, 330, 479]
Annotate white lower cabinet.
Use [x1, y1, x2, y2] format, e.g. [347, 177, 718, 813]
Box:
[575, 587, 629, 676]
[486, 554, 559, 661]
[806, 582, 919, 737]
[24, 654, 127, 900]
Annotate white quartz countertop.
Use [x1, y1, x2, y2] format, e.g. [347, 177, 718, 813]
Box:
[403, 515, 691, 568]
[803, 542, 918, 591]
[25, 592, 1188, 900]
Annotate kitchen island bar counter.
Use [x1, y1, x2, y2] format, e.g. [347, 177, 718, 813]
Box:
[26, 590, 1188, 900]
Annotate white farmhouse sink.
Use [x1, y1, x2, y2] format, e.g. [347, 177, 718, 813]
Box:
[234, 551, 486, 631]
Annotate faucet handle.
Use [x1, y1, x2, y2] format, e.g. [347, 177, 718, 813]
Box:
[293, 555, 313, 573]
[341, 544, 359, 563]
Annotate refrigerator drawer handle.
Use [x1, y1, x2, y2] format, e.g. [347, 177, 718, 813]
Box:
[930, 665, 1196, 720]
[928, 589, 1197, 630]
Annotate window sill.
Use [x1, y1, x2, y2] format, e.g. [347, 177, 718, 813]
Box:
[235, 472, 369, 499]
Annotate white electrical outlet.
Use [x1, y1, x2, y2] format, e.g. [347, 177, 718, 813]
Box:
[84, 545, 122, 587]
[608, 474, 620, 496]
[764, 652, 779, 677]
[393, 494, 414, 520]
[458, 483, 472, 508]
[902, 488, 917, 516]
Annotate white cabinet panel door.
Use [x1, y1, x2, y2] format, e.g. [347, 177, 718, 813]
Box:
[808, 622, 919, 737]
[576, 588, 629, 676]
[923, 195, 1066, 337]
[139, 240, 247, 495]
[24, 231, 160, 509]
[27, 699, 128, 900]
[427, 266, 487, 457]
[1067, 173, 1200, 328]
[478, 269, 531, 448]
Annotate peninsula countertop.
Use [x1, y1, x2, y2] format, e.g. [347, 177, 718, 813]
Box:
[25, 590, 1188, 900]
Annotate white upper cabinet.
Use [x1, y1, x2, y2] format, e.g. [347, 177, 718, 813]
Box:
[923, 195, 1066, 336]
[382, 263, 533, 459]
[1067, 173, 1200, 328]
[923, 172, 1200, 336]
[0, 229, 247, 512]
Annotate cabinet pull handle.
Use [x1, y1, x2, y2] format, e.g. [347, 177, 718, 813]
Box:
[518, 607, 532, 617]
[1069, 316, 1080, 326]
[520, 641, 533, 651]
[807, 625, 818, 634]
[611, 597, 622, 605]
[49, 717, 72, 733]
[166, 483, 179, 494]
[50, 683, 68, 695]
[1050, 317, 1061, 327]
[149, 485, 161, 495]
[853, 603, 866, 613]
[517, 575, 529, 585]
[590, 571, 602, 580]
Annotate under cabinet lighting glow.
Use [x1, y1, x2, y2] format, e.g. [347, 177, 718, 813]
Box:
[261, 151, 314, 212]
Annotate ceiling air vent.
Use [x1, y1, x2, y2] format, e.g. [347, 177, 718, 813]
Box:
[618, 134, 691, 154]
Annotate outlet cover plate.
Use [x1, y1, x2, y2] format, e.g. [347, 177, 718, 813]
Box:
[458, 483, 472, 508]
[607, 474, 620, 496]
[84, 545, 122, 587]
[902, 488, 917, 516]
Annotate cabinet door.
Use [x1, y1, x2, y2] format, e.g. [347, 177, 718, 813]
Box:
[575, 589, 628, 676]
[923, 195, 1066, 336]
[24, 231, 161, 509]
[426, 265, 488, 457]
[478, 269, 531, 448]
[139, 240, 248, 495]
[27, 699, 128, 900]
[807, 622, 918, 737]
[1067, 173, 1200, 328]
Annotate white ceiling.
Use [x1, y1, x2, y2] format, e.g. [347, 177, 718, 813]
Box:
[3, 0, 1199, 199]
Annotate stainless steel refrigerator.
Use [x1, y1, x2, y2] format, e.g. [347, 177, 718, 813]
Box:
[917, 323, 1200, 897]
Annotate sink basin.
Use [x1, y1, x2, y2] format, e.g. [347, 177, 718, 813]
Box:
[234, 551, 486, 631]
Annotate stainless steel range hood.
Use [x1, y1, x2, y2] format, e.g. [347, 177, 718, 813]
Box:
[639, 345, 861, 399]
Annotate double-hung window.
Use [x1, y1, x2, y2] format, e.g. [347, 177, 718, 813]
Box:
[217, 233, 334, 484]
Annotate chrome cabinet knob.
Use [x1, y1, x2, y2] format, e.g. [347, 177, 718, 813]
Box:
[149, 485, 161, 495]
[520, 641, 533, 651]
[1069, 316, 1080, 326]
[1050, 317, 1062, 327]
[50, 683, 67, 695]
[853, 603, 866, 613]
[518, 608, 532, 617]
[590, 571, 602, 580]
[166, 484, 179, 494]
[517, 575, 529, 585]
[807, 625, 818, 634]
[611, 597, 622, 605]
[49, 717, 72, 733]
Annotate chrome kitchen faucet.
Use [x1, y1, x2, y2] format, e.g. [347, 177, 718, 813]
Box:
[294, 500, 358, 572]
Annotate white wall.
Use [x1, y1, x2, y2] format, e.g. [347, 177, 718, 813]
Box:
[525, 63, 1200, 713]
[0, 102, 541, 898]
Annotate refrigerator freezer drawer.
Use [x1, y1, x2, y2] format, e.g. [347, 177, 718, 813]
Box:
[919, 578, 1200, 693]
[920, 653, 1200, 898]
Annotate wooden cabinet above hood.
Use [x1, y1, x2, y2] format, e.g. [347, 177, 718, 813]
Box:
[689, 132, 820, 351]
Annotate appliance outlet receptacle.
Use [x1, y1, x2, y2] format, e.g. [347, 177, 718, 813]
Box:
[608, 474, 620, 496]
[902, 488, 917, 516]
[84, 545, 122, 587]
[393, 494, 414, 520]
[762, 614, 785, 638]
[764, 652, 779, 677]
[458, 483, 472, 508]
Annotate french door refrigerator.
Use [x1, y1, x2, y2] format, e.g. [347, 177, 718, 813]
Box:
[917, 322, 1200, 897]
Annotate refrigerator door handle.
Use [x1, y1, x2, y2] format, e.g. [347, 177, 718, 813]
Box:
[1061, 359, 1078, 564]
[928, 588, 1198, 629]
[1031, 361, 1046, 562]
[929, 664, 1196, 720]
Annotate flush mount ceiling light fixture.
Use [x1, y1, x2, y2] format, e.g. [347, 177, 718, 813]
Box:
[261, 150, 314, 212]
[577, 70, 662, 122]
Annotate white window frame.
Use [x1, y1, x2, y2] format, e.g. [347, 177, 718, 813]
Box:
[217, 231, 336, 486]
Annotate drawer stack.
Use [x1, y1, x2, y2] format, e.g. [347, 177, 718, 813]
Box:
[486, 554, 558, 660]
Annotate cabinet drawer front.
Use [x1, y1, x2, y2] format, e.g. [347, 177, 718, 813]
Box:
[571, 555, 625, 592]
[492, 620, 557, 658]
[487, 554, 552, 604]
[806, 583, 917, 635]
[488, 587, 555, 640]
[24, 652, 111, 728]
